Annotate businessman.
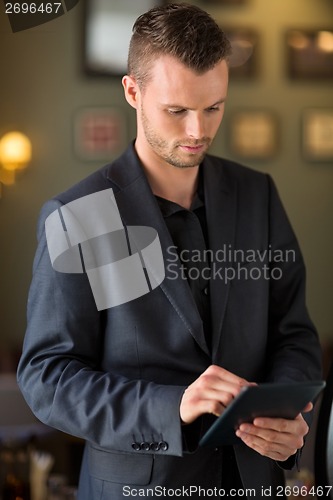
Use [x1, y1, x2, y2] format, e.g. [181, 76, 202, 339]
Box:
[17, 3, 322, 499]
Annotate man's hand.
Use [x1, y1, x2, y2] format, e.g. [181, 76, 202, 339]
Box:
[235, 402, 313, 461]
[180, 365, 253, 424]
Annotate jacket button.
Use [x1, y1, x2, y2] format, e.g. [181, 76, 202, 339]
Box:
[132, 442, 141, 451]
[140, 441, 151, 451]
[158, 441, 168, 451]
[150, 442, 160, 451]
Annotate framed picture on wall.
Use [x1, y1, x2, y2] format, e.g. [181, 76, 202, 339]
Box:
[225, 27, 259, 78]
[73, 107, 127, 161]
[286, 29, 333, 79]
[84, 0, 165, 76]
[302, 108, 333, 161]
[229, 109, 279, 159]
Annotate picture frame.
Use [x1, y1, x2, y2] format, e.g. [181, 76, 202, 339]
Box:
[83, 0, 165, 77]
[224, 27, 259, 79]
[286, 29, 333, 79]
[228, 109, 279, 159]
[302, 108, 333, 161]
[73, 107, 127, 161]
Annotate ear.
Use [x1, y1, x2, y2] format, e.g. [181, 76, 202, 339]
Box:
[122, 75, 141, 110]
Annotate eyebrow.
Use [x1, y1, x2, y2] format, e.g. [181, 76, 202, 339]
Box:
[162, 98, 227, 110]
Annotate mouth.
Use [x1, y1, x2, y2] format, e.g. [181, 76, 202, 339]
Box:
[179, 144, 206, 154]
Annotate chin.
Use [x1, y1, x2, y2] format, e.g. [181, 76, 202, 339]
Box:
[166, 151, 207, 169]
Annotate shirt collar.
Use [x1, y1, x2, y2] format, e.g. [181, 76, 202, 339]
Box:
[155, 165, 205, 217]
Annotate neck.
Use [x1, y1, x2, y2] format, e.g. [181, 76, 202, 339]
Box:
[147, 167, 199, 209]
[134, 141, 200, 210]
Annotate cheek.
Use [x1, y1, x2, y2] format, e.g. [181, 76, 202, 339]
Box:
[151, 112, 175, 133]
[160, 117, 184, 137]
[211, 111, 225, 134]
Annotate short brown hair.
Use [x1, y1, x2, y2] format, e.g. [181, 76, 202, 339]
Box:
[128, 3, 231, 88]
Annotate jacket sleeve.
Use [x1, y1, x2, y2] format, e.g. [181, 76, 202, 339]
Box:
[17, 199, 186, 456]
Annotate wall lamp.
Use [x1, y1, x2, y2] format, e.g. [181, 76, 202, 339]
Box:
[0, 131, 32, 195]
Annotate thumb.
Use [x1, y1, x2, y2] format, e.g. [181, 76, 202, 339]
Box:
[302, 402, 313, 413]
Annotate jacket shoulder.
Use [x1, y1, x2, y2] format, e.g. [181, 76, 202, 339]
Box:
[207, 154, 268, 183]
[205, 154, 272, 197]
[52, 144, 140, 205]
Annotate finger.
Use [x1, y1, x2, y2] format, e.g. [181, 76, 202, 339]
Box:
[238, 416, 308, 453]
[238, 422, 305, 449]
[184, 383, 235, 408]
[180, 396, 225, 423]
[195, 373, 246, 401]
[205, 365, 252, 388]
[235, 429, 298, 461]
[251, 414, 309, 438]
[236, 422, 302, 460]
[180, 366, 256, 424]
[202, 366, 255, 399]
[302, 402, 313, 413]
[185, 375, 245, 409]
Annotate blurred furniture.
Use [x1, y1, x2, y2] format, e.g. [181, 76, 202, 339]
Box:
[0, 374, 49, 442]
[314, 361, 333, 495]
[0, 374, 51, 499]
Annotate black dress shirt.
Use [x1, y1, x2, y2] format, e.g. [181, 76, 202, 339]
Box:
[155, 170, 212, 349]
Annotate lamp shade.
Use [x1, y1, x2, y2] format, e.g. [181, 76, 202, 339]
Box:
[0, 131, 32, 171]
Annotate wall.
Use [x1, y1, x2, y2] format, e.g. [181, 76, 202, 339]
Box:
[0, 0, 332, 351]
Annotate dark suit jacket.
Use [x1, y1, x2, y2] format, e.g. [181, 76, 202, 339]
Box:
[17, 145, 322, 499]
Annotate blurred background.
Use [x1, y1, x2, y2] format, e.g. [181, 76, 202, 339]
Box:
[0, 0, 332, 493]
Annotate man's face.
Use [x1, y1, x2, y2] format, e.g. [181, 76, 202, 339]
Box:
[133, 55, 229, 169]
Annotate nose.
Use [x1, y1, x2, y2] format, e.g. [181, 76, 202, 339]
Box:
[185, 112, 206, 139]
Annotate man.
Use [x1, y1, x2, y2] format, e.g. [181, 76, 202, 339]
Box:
[17, 4, 322, 499]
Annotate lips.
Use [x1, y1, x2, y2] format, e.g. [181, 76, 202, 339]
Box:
[180, 144, 205, 153]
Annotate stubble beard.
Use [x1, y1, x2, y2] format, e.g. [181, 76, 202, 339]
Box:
[141, 107, 211, 169]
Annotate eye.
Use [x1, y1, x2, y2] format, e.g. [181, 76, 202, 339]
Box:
[168, 109, 186, 115]
[206, 107, 220, 113]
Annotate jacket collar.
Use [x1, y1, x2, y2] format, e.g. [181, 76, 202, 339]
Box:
[203, 155, 237, 362]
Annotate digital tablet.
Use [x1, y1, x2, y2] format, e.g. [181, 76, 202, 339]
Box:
[199, 380, 326, 447]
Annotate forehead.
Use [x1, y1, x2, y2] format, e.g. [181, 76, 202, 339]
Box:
[144, 55, 229, 106]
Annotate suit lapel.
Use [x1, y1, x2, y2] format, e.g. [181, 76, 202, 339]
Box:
[106, 145, 209, 356]
[203, 156, 237, 362]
